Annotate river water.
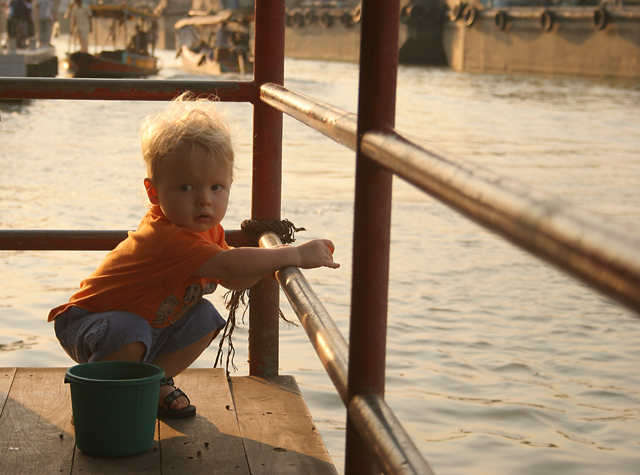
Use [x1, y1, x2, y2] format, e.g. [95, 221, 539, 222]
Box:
[1, 36, 639, 474]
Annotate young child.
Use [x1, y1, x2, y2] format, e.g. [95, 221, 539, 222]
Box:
[48, 92, 339, 419]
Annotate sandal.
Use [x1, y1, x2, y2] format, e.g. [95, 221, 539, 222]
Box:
[157, 378, 196, 419]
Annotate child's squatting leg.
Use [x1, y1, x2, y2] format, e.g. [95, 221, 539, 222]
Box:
[152, 329, 218, 378]
[99, 329, 218, 410]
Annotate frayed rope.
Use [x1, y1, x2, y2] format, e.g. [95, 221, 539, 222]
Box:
[214, 219, 304, 375]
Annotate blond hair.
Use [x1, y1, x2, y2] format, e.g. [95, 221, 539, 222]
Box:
[140, 91, 234, 181]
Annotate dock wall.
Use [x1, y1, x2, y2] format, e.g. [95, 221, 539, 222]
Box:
[284, 0, 448, 65]
[442, 6, 640, 79]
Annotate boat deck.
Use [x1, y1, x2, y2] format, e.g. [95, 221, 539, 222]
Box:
[0, 367, 337, 474]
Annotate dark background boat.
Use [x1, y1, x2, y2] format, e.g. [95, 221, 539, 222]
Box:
[64, 49, 160, 78]
[62, 3, 161, 78]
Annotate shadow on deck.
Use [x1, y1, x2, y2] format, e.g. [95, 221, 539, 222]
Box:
[0, 367, 337, 474]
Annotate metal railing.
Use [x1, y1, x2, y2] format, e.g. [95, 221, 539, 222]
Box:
[260, 83, 640, 316]
[0, 230, 254, 250]
[0, 77, 257, 102]
[260, 232, 434, 475]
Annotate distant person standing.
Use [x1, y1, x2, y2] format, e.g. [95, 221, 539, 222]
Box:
[35, 0, 56, 46]
[6, 0, 34, 48]
[213, 21, 229, 63]
[69, 0, 91, 52]
[3, 0, 15, 47]
[128, 24, 149, 55]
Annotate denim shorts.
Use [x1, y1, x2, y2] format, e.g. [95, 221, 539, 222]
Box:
[54, 298, 226, 364]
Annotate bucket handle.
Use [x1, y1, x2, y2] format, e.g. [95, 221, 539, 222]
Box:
[64, 376, 168, 384]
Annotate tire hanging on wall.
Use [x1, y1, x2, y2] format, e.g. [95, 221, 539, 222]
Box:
[351, 4, 362, 23]
[319, 11, 333, 28]
[449, 2, 466, 21]
[292, 11, 305, 28]
[494, 10, 508, 31]
[340, 11, 353, 27]
[463, 5, 477, 27]
[593, 8, 609, 30]
[540, 10, 554, 32]
[303, 9, 315, 26]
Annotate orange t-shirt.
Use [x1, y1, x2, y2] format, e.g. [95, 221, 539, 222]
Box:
[48, 205, 229, 327]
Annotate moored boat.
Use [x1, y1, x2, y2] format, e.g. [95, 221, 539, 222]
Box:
[174, 9, 254, 76]
[441, 0, 640, 80]
[62, 3, 161, 78]
[64, 49, 160, 78]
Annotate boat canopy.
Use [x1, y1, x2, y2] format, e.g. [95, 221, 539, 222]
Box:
[90, 4, 160, 21]
[175, 11, 234, 30]
[174, 9, 254, 30]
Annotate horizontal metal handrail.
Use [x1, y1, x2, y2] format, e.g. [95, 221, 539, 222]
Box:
[260, 83, 640, 316]
[0, 229, 254, 250]
[0, 78, 257, 102]
[361, 130, 640, 315]
[259, 232, 433, 475]
[260, 83, 358, 150]
[0, 230, 129, 250]
[349, 393, 435, 475]
[259, 232, 350, 403]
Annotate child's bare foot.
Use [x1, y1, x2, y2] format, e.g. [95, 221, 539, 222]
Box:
[157, 378, 196, 419]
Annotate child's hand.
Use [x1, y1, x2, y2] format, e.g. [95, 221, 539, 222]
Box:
[296, 239, 340, 269]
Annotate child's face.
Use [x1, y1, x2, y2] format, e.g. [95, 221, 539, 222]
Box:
[146, 144, 232, 233]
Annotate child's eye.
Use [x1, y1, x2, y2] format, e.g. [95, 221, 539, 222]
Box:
[211, 185, 222, 191]
[180, 185, 193, 192]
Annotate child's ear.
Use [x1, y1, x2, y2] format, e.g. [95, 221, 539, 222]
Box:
[144, 178, 159, 204]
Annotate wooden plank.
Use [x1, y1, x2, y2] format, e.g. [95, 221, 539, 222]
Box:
[231, 375, 338, 475]
[0, 368, 17, 411]
[0, 367, 75, 474]
[71, 428, 161, 474]
[72, 438, 161, 475]
[159, 368, 250, 474]
[0, 368, 338, 475]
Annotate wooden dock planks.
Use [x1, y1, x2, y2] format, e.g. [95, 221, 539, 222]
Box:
[159, 368, 249, 474]
[232, 375, 338, 475]
[0, 367, 75, 474]
[0, 367, 337, 474]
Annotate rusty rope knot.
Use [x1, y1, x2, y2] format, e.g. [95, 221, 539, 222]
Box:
[240, 219, 306, 244]
[214, 219, 304, 374]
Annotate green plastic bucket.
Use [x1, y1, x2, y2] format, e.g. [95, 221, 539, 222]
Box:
[65, 361, 165, 457]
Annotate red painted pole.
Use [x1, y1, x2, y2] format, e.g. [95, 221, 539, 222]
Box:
[346, 0, 400, 473]
[249, 0, 286, 377]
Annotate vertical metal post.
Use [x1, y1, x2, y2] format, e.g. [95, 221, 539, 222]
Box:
[249, 0, 286, 376]
[346, 0, 400, 474]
